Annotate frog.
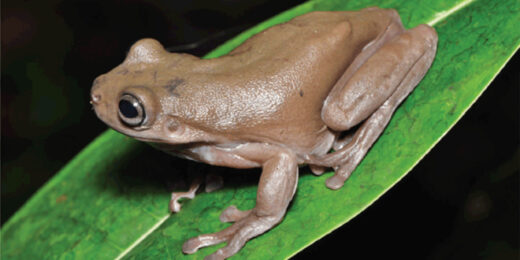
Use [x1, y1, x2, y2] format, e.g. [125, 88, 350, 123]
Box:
[90, 7, 437, 260]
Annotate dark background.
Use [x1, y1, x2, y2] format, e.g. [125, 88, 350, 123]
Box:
[2, 0, 518, 259]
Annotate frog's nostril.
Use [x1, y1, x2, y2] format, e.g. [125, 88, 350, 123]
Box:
[90, 93, 102, 105]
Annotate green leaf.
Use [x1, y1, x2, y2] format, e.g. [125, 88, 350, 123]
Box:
[3, 0, 519, 259]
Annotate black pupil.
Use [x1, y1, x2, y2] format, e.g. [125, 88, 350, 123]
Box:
[119, 99, 138, 118]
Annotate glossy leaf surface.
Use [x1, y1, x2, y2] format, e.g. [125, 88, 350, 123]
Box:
[2, 0, 519, 259]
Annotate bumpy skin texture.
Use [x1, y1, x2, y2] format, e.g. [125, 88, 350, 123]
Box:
[91, 7, 437, 260]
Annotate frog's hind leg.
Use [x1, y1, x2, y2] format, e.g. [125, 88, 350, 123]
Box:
[319, 25, 438, 189]
[321, 10, 405, 131]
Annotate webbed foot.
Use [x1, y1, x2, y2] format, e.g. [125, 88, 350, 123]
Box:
[183, 209, 283, 260]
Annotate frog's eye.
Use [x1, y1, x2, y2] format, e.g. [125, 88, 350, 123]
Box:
[118, 94, 145, 126]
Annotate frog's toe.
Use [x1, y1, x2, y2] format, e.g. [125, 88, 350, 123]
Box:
[326, 163, 355, 189]
[205, 251, 226, 260]
[182, 230, 233, 255]
[219, 205, 251, 223]
[204, 237, 246, 260]
[326, 175, 345, 190]
[182, 237, 202, 254]
[309, 164, 326, 176]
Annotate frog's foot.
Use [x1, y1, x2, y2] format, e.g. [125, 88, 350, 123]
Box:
[324, 25, 438, 190]
[169, 176, 203, 213]
[183, 209, 285, 260]
[183, 149, 299, 259]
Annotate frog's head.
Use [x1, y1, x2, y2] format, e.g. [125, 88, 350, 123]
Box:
[90, 38, 216, 144]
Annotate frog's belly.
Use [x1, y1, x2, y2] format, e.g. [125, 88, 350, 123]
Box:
[150, 142, 263, 169]
[239, 120, 337, 158]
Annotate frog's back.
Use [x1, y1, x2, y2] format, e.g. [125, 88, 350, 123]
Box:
[177, 9, 399, 154]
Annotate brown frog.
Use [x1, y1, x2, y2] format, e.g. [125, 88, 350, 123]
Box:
[91, 7, 437, 260]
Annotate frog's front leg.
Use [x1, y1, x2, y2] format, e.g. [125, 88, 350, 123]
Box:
[182, 145, 298, 260]
[318, 25, 438, 189]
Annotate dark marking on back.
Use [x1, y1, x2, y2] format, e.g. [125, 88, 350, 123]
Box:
[299, 89, 304, 97]
[164, 78, 185, 97]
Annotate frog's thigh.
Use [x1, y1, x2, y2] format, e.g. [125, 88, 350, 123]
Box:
[322, 25, 436, 131]
[325, 25, 437, 189]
